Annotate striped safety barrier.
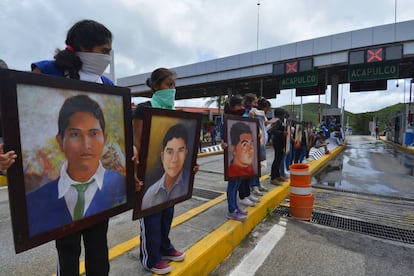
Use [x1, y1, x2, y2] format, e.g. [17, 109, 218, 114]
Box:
[289, 163, 314, 221]
[307, 147, 325, 161]
[200, 145, 223, 153]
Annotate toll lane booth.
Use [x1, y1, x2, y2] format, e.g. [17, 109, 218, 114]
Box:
[403, 103, 414, 146]
[386, 103, 413, 145]
[391, 110, 403, 144]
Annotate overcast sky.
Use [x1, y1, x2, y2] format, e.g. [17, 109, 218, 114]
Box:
[1, 0, 413, 113]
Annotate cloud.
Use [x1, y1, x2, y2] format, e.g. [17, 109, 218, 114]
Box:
[1, 0, 413, 113]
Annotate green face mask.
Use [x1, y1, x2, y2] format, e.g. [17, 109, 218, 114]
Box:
[151, 88, 176, 110]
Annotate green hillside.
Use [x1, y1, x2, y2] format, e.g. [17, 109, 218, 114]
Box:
[281, 103, 331, 125]
[279, 102, 406, 135]
[346, 103, 405, 134]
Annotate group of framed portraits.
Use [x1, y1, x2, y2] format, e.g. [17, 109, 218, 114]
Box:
[0, 69, 261, 253]
[0, 69, 201, 253]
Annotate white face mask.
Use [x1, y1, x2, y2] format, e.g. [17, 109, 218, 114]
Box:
[76, 52, 111, 76]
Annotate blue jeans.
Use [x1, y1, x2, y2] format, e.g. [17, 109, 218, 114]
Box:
[227, 180, 241, 213]
[285, 141, 293, 171]
[299, 146, 307, 163]
[250, 177, 260, 188]
[280, 154, 286, 177]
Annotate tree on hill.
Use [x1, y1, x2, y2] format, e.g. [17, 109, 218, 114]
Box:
[276, 102, 405, 135]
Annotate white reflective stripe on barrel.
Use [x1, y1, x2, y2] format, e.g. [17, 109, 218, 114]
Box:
[290, 186, 312, 195]
[290, 171, 310, 176]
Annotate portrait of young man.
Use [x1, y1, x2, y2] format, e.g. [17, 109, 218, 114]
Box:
[141, 123, 191, 210]
[25, 94, 126, 236]
[226, 119, 259, 179]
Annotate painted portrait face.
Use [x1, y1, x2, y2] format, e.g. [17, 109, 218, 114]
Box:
[57, 111, 105, 179]
[232, 133, 254, 167]
[161, 137, 188, 179]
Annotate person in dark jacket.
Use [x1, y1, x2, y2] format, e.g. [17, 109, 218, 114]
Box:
[269, 108, 288, 185]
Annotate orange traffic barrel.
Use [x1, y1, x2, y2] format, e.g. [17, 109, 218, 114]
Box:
[289, 163, 311, 187]
[289, 194, 314, 220]
[289, 163, 314, 221]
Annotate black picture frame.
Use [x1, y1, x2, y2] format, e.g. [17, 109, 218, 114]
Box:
[0, 69, 135, 253]
[132, 108, 202, 219]
[223, 114, 260, 181]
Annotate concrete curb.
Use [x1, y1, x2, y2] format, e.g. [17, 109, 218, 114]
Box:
[380, 137, 414, 154]
[0, 175, 6, 187]
[169, 144, 346, 275]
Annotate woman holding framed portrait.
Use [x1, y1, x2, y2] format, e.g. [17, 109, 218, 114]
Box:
[133, 68, 200, 275]
[2, 19, 139, 276]
[221, 96, 252, 222]
[30, 19, 121, 276]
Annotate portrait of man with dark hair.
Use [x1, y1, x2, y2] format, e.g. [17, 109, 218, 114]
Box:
[227, 121, 257, 178]
[141, 123, 191, 210]
[26, 94, 126, 236]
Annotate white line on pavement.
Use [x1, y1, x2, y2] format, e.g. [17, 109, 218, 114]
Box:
[229, 222, 286, 276]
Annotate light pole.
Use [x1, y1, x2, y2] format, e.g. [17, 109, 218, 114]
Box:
[402, 79, 406, 104]
[394, 0, 398, 40]
[256, 1, 260, 50]
[409, 79, 413, 125]
[394, 0, 398, 23]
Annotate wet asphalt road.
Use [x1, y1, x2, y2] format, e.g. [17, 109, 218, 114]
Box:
[214, 135, 414, 276]
[313, 136, 414, 198]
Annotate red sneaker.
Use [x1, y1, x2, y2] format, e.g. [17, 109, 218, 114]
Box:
[162, 249, 185, 262]
[325, 150, 330, 154]
[150, 260, 171, 274]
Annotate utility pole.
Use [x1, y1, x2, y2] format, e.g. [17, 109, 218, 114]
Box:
[394, 0, 397, 23]
[394, 0, 398, 40]
[256, 1, 260, 50]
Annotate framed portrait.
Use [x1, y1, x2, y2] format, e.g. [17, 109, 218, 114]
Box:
[223, 114, 261, 181]
[132, 108, 202, 219]
[0, 69, 135, 253]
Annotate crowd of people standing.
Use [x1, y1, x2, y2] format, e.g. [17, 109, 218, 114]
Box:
[0, 18, 341, 276]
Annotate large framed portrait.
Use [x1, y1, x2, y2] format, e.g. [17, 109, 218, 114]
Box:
[223, 114, 260, 181]
[132, 108, 202, 219]
[0, 69, 134, 253]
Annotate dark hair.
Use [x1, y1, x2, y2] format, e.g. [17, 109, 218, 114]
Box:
[257, 97, 271, 110]
[224, 95, 243, 114]
[285, 111, 290, 118]
[162, 124, 188, 149]
[0, 59, 8, 69]
[146, 68, 176, 91]
[273, 108, 286, 120]
[243, 93, 257, 106]
[53, 20, 112, 79]
[57, 95, 105, 137]
[230, 122, 252, 146]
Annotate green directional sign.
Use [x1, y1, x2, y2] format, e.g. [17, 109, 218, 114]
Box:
[349, 62, 399, 81]
[280, 71, 318, 89]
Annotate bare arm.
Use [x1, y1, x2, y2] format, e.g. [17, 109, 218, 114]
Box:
[133, 118, 143, 155]
[133, 118, 144, 191]
[32, 67, 41, 74]
[0, 144, 17, 172]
